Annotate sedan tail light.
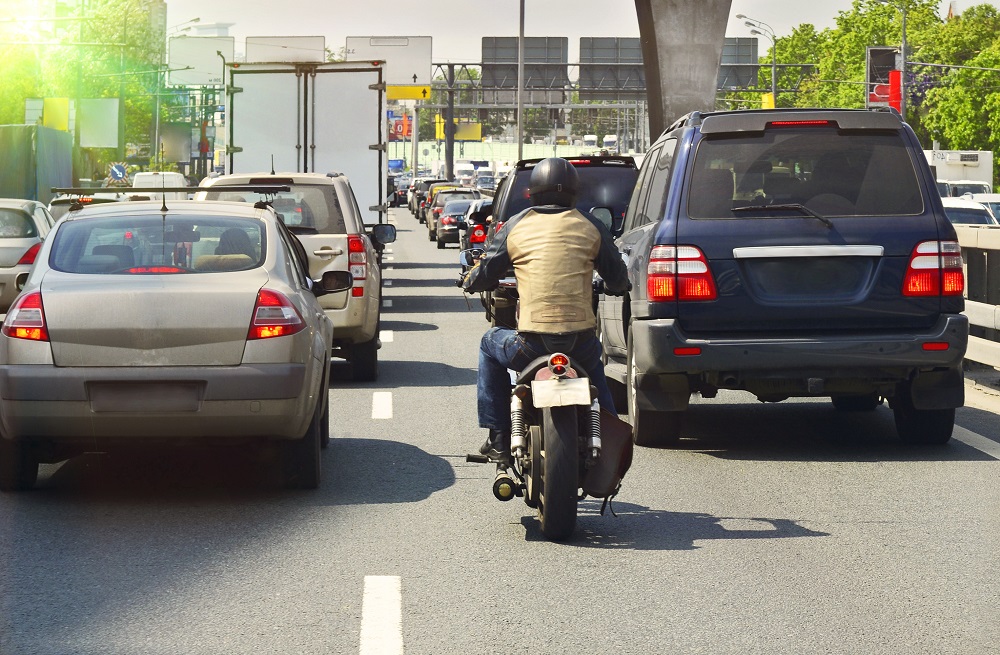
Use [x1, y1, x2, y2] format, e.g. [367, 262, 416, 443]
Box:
[348, 235, 367, 298]
[902, 240, 964, 297]
[646, 245, 717, 302]
[2, 291, 48, 341]
[470, 225, 487, 244]
[248, 289, 305, 340]
[16, 243, 42, 266]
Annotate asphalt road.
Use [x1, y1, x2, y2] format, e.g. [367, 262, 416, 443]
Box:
[1, 207, 998, 655]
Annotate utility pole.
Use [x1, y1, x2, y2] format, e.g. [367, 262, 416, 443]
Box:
[445, 63, 455, 181]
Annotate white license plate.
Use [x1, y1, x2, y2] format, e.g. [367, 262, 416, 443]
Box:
[531, 377, 591, 408]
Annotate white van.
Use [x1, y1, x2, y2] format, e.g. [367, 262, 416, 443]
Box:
[131, 171, 187, 200]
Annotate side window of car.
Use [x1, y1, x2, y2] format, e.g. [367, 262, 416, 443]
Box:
[275, 220, 310, 289]
[623, 144, 662, 233]
[636, 138, 678, 227]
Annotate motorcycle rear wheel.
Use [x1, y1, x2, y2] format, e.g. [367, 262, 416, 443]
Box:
[538, 406, 579, 541]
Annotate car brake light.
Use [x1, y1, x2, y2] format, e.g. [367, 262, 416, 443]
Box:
[433, 207, 443, 216]
[767, 120, 835, 128]
[2, 291, 48, 341]
[16, 243, 41, 266]
[124, 266, 186, 274]
[494, 221, 506, 234]
[646, 245, 717, 302]
[471, 225, 487, 243]
[248, 289, 305, 340]
[442, 216, 456, 225]
[902, 240, 964, 297]
[348, 235, 367, 298]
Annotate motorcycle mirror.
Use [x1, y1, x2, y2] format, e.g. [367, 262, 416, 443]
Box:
[459, 248, 484, 267]
[589, 206, 614, 231]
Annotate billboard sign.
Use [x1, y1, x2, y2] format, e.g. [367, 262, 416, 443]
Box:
[867, 46, 899, 108]
[168, 36, 235, 86]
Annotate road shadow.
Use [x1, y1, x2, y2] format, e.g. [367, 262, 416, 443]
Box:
[956, 404, 1000, 444]
[383, 295, 473, 314]
[386, 278, 459, 289]
[29, 438, 454, 507]
[656, 401, 995, 463]
[379, 319, 439, 332]
[383, 262, 457, 270]
[520, 500, 829, 550]
[331, 360, 477, 387]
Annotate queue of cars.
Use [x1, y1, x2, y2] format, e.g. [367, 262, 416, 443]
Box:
[1, 168, 395, 492]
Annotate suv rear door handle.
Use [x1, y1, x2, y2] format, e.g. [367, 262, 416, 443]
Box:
[313, 248, 343, 257]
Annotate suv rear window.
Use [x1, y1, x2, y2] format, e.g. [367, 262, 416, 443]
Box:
[688, 129, 923, 218]
[50, 215, 265, 274]
[0, 210, 38, 239]
[505, 163, 638, 219]
[202, 184, 347, 234]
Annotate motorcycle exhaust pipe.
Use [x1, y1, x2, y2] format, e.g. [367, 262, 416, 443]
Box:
[493, 470, 517, 502]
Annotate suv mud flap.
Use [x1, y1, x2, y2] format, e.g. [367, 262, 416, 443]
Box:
[634, 372, 691, 412]
[906, 368, 965, 410]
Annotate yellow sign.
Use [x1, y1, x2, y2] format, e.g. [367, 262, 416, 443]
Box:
[435, 116, 482, 141]
[387, 85, 431, 101]
[43, 98, 70, 131]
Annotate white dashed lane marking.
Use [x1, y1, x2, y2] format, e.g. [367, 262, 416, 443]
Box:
[371, 392, 393, 420]
[953, 426, 1000, 459]
[380, 330, 393, 343]
[360, 575, 403, 655]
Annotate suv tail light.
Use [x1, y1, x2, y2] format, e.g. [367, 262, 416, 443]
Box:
[348, 235, 367, 298]
[470, 224, 487, 244]
[433, 207, 443, 217]
[16, 243, 41, 266]
[902, 240, 964, 297]
[2, 291, 48, 341]
[646, 245, 717, 302]
[248, 289, 305, 340]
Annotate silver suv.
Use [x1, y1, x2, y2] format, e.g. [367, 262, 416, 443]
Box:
[197, 172, 396, 381]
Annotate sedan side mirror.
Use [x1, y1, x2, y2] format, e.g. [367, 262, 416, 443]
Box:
[312, 270, 353, 297]
[370, 222, 397, 245]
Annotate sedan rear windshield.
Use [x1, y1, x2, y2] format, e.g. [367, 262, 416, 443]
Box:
[201, 185, 347, 234]
[688, 128, 924, 218]
[0, 209, 38, 239]
[50, 215, 265, 274]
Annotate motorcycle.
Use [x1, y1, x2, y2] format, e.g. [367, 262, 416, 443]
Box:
[459, 249, 632, 542]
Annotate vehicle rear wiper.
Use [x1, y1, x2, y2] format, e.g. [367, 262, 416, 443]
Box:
[731, 203, 834, 229]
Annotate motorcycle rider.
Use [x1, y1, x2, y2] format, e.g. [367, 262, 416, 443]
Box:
[462, 157, 630, 462]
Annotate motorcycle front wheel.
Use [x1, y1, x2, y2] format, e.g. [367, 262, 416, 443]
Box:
[538, 405, 579, 541]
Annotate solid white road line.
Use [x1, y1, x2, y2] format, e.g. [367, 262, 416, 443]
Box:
[953, 425, 1000, 459]
[372, 392, 393, 420]
[360, 575, 403, 655]
[380, 330, 393, 343]
[384, 256, 395, 262]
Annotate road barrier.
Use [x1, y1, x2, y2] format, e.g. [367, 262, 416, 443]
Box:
[957, 225, 1000, 369]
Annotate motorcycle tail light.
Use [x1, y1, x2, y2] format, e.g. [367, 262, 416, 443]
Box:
[548, 353, 569, 376]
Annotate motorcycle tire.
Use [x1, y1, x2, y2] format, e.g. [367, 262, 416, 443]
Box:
[538, 405, 579, 541]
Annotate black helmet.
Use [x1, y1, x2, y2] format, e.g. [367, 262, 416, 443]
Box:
[528, 158, 579, 207]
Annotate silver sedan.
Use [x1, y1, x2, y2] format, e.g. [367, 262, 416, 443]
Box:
[0, 200, 350, 491]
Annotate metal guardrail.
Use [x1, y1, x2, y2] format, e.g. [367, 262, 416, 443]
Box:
[956, 225, 1000, 369]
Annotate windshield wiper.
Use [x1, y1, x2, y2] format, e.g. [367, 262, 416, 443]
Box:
[731, 203, 834, 229]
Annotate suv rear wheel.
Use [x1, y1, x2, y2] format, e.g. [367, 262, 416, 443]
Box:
[892, 390, 954, 445]
[351, 321, 380, 382]
[627, 331, 682, 447]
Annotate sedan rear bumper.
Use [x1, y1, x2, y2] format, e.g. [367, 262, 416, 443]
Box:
[0, 363, 315, 441]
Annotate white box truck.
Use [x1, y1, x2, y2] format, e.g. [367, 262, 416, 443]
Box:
[923, 149, 994, 196]
[224, 60, 388, 225]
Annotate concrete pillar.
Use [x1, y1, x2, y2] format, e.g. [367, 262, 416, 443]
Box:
[635, 0, 733, 137]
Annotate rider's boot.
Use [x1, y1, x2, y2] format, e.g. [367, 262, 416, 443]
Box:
[479, 429, 511, 466]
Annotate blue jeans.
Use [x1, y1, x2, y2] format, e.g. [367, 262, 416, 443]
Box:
[477, 327, 616, 432]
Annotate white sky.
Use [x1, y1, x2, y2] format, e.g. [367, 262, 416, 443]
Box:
[165, 0, 993, 62]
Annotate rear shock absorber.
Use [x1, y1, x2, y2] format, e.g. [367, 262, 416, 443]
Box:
[510, 386, 528, 457]
[587, 396, 602, 460]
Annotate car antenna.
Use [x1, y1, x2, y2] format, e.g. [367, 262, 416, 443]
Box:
[160, 176, 168, 212]
[270, 155, 275, 176]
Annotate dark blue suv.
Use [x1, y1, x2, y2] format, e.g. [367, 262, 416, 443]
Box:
[598, 108, 968, 447]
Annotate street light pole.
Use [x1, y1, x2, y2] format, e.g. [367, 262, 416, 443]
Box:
[738, 14, 778, 107]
